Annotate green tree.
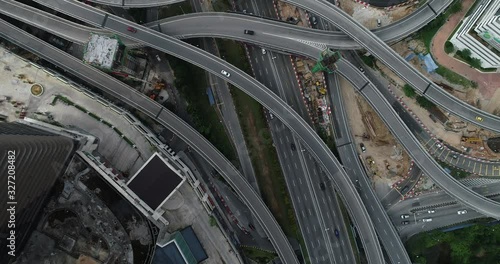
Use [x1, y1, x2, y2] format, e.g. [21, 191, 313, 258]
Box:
[416, 96, 435, 109]
[449, 0, 462, 14]
[403, 84, 417, 98]
[444, 41, 454, 53]
[461, 49, 472, 58]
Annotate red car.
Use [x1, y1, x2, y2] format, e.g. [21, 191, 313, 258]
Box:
[127, 26, 137, 33]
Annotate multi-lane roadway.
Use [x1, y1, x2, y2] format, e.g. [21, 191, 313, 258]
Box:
[4, 0, 500, 263]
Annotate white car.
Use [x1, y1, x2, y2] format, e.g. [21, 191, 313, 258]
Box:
[262, 48, 267, 55]
[400, 214, 410, 219]
[221, 70, 230, 77]
[428, 209, 435, 214]
[436, 143, 444, 150]
[155, 54, 161, 62]
[457, 210, 468, 215]
[422, 218, 432, 222]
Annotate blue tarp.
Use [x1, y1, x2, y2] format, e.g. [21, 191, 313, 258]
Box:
[405, 53, 415, 61]
[420, 53, 438, 73]
[206, 87, 215, 106]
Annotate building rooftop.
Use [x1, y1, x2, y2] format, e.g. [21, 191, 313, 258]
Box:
[127, 153, 184, 211]
[83, 34, 120, 69]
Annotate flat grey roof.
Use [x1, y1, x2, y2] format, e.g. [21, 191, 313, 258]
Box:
[127, 154, 183, 210]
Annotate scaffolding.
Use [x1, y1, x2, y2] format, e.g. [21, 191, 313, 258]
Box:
[311, 49, 341, 73]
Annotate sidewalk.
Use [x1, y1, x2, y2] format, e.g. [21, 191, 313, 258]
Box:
[431, 0, 500, 102]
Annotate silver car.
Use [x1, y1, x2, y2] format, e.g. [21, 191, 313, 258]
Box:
[221, 70, 230, 77]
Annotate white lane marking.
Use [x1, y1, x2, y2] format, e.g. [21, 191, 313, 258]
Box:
[327, 212, 331, 219]
[327, 195, 332, 202]
[299, 177, 303, 184]
[297, 196, 301, 203]
[377, 218, 381, 223]
[304, 194, 308, 201]
[308, 208, 312, 216]
[265, 67, 269, 74]
[383, 229, 388, 235]
[307, 226, 310, 233]
[286, 135, 290, 142]
[323, 197, 326, 205]
[293, 180, 296, 187]
[313, 225, 317, 232]
[294, 162, 298, 169]
[284, 151, 287, 159]
[259, 69, 262, 76]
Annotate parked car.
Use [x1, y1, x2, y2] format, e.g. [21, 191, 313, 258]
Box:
[377, 19, 381, 27]
[428, 209, 436, 214]
[320, 182, 326, 191]
[248, 224, 256, 230]
[401, 185, 410, 193]
[269, 112, 274, 120]
[400, 214, 410, 219]
[359, 66, 365, 73]
[334, 229, 339, 238]
[360, 143, 366, 152]
[401, 221, 410, 225]
[457, 210, 468, 215]
[422, 218, 433, 222]
[291, 143, 297, 151]
[127, 26, 137, 33]
[155, 54, 161, 62]
[436, 143, 444, 150]
[244, 29, 254, 35]
[221, 70, 230, 77]
[452, 154, 458, 159]
[262, 48, 267, 55]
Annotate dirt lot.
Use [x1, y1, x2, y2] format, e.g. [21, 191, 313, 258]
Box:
[340, 76, 410, 188]
[337, 0, 419, 29]
[375, 40, 500, 160]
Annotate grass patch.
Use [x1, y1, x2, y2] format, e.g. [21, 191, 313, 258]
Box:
[336, 193, 362, 264]
[212, 0, 231, 12]
[241, 247, 277, 264]
[454, 49, 497, 72]
[158, 1, 193, 18]
[403, 84, 417, 98]
[434, 66, 477, 88]
[406, 222, 500, 264]
[360, 54, 377, 68]
[231, 87, 295, 234]
[216, 39, 252, 75]
[167, 39, 237, 163]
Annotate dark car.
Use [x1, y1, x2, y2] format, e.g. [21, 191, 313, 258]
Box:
[401, 185, 409, 193]
[291, 143, 296, 151]
[401, 221, 410, 225]
[127, 26, 137, 33]
[248, 224, 255, 231]
[320, 182, 326, 191]
[334, 229, 339, 238]
[244, 30, 254, 35]
[311, 16, 318, 25]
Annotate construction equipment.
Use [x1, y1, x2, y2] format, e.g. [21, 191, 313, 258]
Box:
[461, 136, 482, 144]
[148, 81, 166, 101]
[311, 48, 342, 73]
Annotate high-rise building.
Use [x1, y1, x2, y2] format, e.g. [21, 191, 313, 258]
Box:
[0, 122, 75, 263]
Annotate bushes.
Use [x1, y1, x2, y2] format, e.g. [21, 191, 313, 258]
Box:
[416, 96, 435, 109]
[403, 84, 417, 98]
[456, 49, 484, 69]
[444, 41, 454, 54]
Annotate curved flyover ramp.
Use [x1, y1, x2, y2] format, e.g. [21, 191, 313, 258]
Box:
[28, 0, 388, 263]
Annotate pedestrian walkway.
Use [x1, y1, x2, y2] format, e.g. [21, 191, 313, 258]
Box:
[431, 0, 500, 98]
